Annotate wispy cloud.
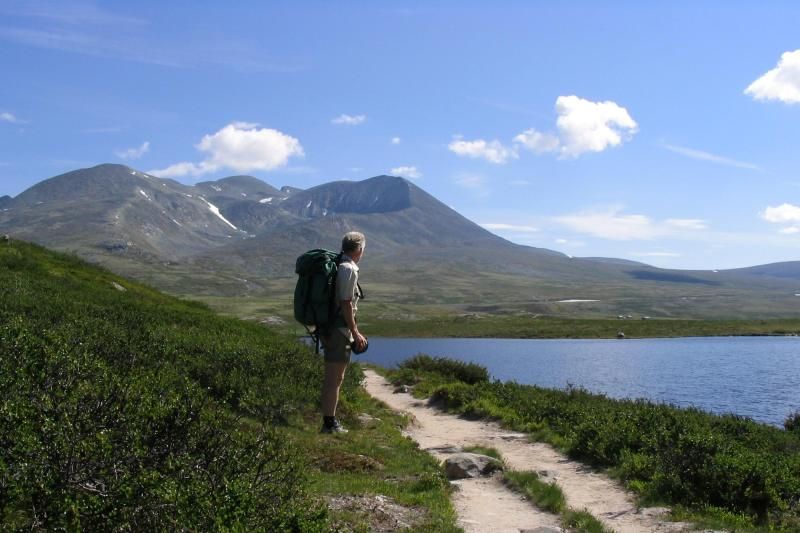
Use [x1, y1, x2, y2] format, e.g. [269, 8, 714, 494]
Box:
[0, 3, 303, 72]
[332, 114, 366, 126]
[662, 143, 761, 171]
[745, 49, 800, 104]
[630, 251, 682, 258]
[0, 111, 26, 124]
[390, 137, 401, 145]
[81, 126, 124, 134]
[553, 207, 709, 241]
[481, 223, 539, 233]
[115, 141, 150, 160]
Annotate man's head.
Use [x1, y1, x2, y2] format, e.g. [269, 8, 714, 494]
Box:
[341, 231, 366, 261]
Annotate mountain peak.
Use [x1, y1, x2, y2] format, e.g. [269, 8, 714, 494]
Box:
[13, 163, 153, 205]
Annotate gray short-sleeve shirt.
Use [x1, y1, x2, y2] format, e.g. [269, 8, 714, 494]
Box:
[336, 255, 359, 340]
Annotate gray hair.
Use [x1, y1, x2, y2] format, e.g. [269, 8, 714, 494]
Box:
[341, 231, 366, 254]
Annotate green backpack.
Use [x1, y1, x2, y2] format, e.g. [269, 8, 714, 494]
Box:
[294, 249, 343, 352]
[294, 249, 365, 352]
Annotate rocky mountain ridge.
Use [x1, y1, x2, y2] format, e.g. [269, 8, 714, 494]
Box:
[1, 163, 799, 318]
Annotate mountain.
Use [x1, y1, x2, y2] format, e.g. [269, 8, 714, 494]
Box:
[728, 261, 800, 281]
[2, 163, 799, 318]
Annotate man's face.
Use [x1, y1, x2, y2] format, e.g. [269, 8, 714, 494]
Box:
[352, 246, 365, 263]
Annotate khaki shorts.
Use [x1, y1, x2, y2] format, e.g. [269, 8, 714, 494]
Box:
[321, 329, 351, 364]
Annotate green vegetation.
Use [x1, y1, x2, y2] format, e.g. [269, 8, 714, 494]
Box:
[199, 294, 800, 339]
[502, 470, 566, 515]
[461, 445, 503, 462]
[361, 313, 800, 339]
[469, 448, 610, 532]
[0, 240, 458, 530]
[389, 356, 800, 530]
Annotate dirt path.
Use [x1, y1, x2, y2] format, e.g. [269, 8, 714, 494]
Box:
[363, 370, 693, 533]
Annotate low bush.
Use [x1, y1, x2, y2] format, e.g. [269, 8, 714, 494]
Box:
[398, 354, 489, 384]
[392, 356, 800, 528]
[0, 241, 333, 529]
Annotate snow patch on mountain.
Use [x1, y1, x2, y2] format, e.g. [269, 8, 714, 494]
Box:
[199, 196, 238, 230]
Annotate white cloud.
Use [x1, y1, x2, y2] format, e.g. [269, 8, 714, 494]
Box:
[554, 95, 638, 157]
[779, 226, 800, 235]
[454, 174, 486, 189]
[149, 122, 303, 178]
[390, 165, 421, 179]
[464, 95, 637, 162]
[555, 238, 568, 244]
[662, 143, 760, 171]
[481, 223, 539, 233]
[0, 111, 24, 124]
[332, 114, 366, 125]
[513, 128, 560, 154]
[665, 218, 708, 230]
[115, 141, 150, 160]
[448, 136, 517, 164]
[553, 208, 708, 241]
[630, 251, 682, 258]
[555, 209, 656, 240]
[151, 161, 205, 178]
[391, 136, 401, 144]
[762, 203, 800, 223]
[745, 49, 800, 104]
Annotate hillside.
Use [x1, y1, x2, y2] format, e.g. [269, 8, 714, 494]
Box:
[0, 239, 459, 530]
[2, 164, 800, 318]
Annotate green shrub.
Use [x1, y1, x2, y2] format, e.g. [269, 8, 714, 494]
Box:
[399, 354, 489, 384]
[0, 241, 332, 529]
[394, 355, 800, 528]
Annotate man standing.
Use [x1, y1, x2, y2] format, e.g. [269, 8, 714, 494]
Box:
[320, 231, 367, 434]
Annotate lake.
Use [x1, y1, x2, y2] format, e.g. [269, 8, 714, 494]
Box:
[354, 336, 800, 427]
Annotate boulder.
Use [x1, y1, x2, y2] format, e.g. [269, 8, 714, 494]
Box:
[444, 453, 502, 480]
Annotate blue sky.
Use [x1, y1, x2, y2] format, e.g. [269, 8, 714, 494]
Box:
[2, 1, 800, 270]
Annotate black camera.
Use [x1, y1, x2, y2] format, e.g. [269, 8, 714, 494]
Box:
[352, 337, 369, 355]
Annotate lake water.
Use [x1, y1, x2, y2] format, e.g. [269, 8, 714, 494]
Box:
[354, 336, 800, 427]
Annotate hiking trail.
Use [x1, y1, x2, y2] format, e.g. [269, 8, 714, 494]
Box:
[362, 369, 696, 533]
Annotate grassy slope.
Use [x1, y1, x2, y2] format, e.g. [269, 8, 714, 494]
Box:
[0, 240, 457, 530]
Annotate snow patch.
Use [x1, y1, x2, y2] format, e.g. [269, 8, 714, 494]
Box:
[241, 192, 247, 197]
[138, 189, 151, 200]
[557, 299, 600, 303]
[322, 209, 328, 216]
[211, 185, 222, 192]
[259, 197, 273, 204]
[306, 200, 312, 209]
[199, 196, 238, 230]
[171, 218, 183, 227]
[184, 193, 193, 198]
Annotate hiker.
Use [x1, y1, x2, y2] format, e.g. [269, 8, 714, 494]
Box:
[320, 231, 367, 434]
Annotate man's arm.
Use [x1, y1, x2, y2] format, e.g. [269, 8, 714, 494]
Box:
[340, 299, 366, 350]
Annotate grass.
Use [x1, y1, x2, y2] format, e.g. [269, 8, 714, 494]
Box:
[470, 448, 611, 533]
[503, 470, 566, 514]
[289, 383, 461, 532]
[196, 294, 800, 339]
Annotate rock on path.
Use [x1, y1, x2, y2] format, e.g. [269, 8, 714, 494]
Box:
[362, 369, 693, 533]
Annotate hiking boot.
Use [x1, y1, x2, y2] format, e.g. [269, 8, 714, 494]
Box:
[320, 418, 348, 434]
